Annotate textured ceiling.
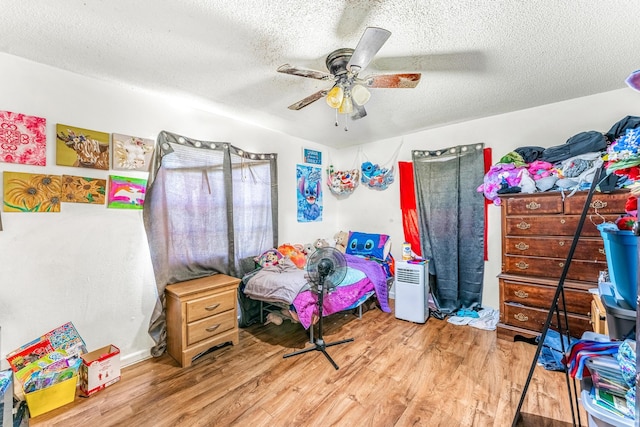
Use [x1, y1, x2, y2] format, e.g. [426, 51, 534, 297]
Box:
[1, 1, 639, 148]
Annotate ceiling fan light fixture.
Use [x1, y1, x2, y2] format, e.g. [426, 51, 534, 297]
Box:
[338, 95, 353, 114]
[351, 84, 371, 105]
[326, 86, 344, 108]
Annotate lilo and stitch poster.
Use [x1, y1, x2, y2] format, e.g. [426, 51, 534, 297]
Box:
[296, 164, 322, 222]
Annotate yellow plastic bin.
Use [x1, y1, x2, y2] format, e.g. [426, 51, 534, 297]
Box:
[24, 375, 77, 418]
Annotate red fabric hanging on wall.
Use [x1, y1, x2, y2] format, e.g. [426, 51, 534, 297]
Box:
[398, 161, 422, 257]
[483, 148, 492, 261]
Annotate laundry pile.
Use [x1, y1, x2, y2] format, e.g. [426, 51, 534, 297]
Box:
[446, 307, 499, 331]
[478, 116, 640, 206]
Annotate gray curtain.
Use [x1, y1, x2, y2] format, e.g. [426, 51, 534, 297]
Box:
[412, 143, 485, 314]
[143, 130, 278, 356]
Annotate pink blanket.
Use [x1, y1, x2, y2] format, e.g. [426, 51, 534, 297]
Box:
[292, 255, 390, 329]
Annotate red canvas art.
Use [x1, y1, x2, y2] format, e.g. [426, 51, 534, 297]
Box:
[0, 110, 47, 165]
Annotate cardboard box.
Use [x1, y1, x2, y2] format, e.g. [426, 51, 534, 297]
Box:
[79, 345, 121, 397]
[24, 375, 77, 418]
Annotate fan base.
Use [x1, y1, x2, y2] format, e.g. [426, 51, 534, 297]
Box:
[283, 337, 354, 370]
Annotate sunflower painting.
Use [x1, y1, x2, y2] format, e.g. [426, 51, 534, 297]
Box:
[3, 172, 62, 212]
[61, 175, 106, 204]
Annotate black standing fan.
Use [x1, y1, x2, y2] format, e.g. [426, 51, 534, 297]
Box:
[283, 247, 353, 369]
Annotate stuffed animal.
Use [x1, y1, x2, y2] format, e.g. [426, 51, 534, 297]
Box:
[314, 238, 331, 249]
[333, 230, 348, 253]
[277, 243, 307, 269]
[303, 242, 315, 256]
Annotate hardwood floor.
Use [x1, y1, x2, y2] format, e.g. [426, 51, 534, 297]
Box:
[29, 303, 587, 427]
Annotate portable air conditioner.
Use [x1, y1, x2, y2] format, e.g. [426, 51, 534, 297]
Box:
[394, 260, 429, 323]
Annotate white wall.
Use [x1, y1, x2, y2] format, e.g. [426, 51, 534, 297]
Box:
[0, 53, 339, 369]
[335, 88, 640, 310]
[1, 52, 638, 369]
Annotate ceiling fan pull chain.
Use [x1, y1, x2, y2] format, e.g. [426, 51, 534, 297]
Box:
[334, 109, 339, 127]
[344, 114, 348, 132]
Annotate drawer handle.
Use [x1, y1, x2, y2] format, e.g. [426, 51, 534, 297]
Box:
[206, 324, 221, 332]
[515, 242, 529, 250]
[205, 303, 221, 311]
[590, 200, 607, 209]
[515, 261, 529, 270]
[514, 313, 529, 322]
[514, 290, 529, 299]
[560, 219, 565, 224]
[558, 241, 565, 246]
[558, 262, 564, 268]
[517, 221, 531, 230]
[525, 201, 541, 210]
[599, 248, 605, 255]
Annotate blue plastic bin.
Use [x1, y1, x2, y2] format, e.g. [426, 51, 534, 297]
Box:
[599, 226, 638, 309]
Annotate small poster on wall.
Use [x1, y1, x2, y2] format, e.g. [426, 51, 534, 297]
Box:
[302, 148, 322, 165]
[296, 164, 322, 222]
[107, 175, 147, 209]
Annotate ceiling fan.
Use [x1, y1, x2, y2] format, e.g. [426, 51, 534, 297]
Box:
[277, 27, 421, 129]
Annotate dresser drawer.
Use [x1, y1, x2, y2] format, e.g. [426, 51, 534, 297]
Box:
[563, 191, 630, 215]
[504, 236, 606, 261]
[505, 194, 563, 216]
[505, 214, 621, 237]
[501, 279, 591, 314]
[187, 309, 237, 346]
[186, 289, 236, 323]
[503, 255, 605, 282]
[502, 302, 592, 336]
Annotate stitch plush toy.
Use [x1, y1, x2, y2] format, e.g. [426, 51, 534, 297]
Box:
[333, 230, 349, 253]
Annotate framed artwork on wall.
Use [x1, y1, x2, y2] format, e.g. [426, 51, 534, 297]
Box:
[107, 175, 147, 209]
[3, 171, 61, 212]
[0, 110, 47, 166]
[56, 124, 110, 170]
[61, 175, 106, 204]
[111, 133, 155, 172]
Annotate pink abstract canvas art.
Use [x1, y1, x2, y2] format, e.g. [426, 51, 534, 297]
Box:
[0, 110, 47, 166]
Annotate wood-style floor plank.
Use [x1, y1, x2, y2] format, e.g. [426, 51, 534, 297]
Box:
[28, 303, 587, 427]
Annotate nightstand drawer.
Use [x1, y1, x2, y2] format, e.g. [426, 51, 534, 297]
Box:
[186, 289, 236, 323]
[187, 310, 236, 346]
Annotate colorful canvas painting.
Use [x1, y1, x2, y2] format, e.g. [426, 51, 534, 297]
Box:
[0, 110, 47, 166]
[56, 124, 110, 170]
[107, 175, 147, 209]
[111, 133, 155, 172]
[3, 172, 62, 212]
[61, 175, 106, 204]
[296, 164, 322, 222]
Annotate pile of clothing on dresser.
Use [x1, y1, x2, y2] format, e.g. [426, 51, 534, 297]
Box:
[478, 116, 640, 206]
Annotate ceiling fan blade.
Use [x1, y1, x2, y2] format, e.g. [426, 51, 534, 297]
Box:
[363, 73, 422, 88]
[277, 64, 333, 81]
[287, 89, 329, 110]
[351, 103, 367, 120]
[347, 27, 391, 73]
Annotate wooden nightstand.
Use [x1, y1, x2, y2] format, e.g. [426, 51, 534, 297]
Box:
[590, 292, 609, 336]
[165, 274, 240, 367]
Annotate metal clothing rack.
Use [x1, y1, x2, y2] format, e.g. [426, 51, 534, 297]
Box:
[512, 165, 608, 427]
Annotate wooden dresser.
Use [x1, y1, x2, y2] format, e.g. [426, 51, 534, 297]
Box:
[497, 190, 629, 340]
[166, 274, 240, 367]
